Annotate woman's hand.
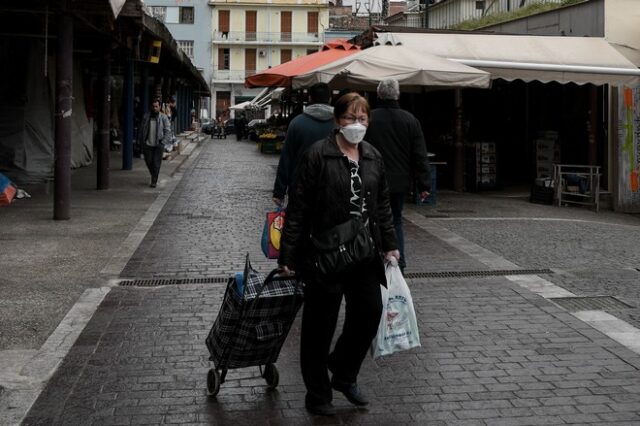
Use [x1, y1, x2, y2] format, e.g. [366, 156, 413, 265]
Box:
[279, 265, 296, 276]
[384, 250, 400, 263]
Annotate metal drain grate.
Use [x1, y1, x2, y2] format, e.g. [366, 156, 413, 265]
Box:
[436, 209, 476, 213]
[404, 268, 554, 279]
[119, 276, 229, 287]
[550, 296, 634, 312]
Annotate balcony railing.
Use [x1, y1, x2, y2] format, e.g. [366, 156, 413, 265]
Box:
[213, 31, 324, 44]
[212, 69, 258, 81]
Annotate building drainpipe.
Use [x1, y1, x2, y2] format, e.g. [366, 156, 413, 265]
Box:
[54, 0, 73, 220]
[97, 44, 111, 190]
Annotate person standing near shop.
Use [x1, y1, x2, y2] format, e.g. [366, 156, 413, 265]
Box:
[365, 78, 431, 272]
[138, 99, 172, 188]
[278, 93, 399, 416]
[272, 82, 334, 206]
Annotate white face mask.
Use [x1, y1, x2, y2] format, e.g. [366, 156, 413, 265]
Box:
[340, 123, 367, 145]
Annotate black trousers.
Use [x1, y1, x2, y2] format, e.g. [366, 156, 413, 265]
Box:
[301, 260, 383, 405]
[142, 144, 163, 183]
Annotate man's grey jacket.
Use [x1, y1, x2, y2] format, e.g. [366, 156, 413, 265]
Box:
[138, 112, 172, 147]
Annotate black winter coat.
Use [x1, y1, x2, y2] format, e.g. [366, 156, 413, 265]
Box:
[279, 133, 398, 288]
[365, 100, 431, 194]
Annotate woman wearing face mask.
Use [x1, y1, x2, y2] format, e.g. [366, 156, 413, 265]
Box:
[279, 92, 400, 416]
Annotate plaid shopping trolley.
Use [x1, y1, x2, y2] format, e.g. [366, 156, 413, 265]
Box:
[205, 254, 304, 396]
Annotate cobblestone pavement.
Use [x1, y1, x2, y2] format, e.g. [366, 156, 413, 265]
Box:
[21, 138, 640, 425]
[414, 192, 640, 331]
[120, 137, 280, 278]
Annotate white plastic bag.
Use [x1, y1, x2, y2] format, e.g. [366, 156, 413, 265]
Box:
[371, 258, 421, 358]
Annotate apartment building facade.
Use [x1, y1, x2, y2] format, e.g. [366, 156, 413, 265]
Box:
[144, 0, 213, 118]
[210, 0, 329, 120]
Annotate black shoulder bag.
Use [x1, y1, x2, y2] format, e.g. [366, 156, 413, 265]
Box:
[309, 170, 376, 276]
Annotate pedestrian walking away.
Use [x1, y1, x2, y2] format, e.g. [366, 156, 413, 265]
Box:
[272, 82, 335, 207]
[278, 92, 400, 416]
[138, 99, 172, 187]
[365, 78, 431, 272]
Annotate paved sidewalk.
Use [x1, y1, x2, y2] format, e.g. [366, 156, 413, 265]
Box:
[0, 132, 204, 425]
[4, 135, 640, 425]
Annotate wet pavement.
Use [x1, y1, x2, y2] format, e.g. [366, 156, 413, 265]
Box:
[3, 134, 640, 425]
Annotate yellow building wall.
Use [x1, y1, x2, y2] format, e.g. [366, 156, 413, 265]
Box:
[213, 7, 328, 34]
[212, 1, 328, 72]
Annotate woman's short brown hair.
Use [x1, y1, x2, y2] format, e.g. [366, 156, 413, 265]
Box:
[333, 92, 370, 121]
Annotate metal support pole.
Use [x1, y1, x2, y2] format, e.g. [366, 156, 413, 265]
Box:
[177, 85, 183, 133]
[424, 2, 429, 28]
[588, 85, 598, 166]
[141, 63, 150, 117]
[54, 2, 73, 220]
[97, 45, 111, 190]
[122, 52, 134, 170]
[453, 89, 464, 192]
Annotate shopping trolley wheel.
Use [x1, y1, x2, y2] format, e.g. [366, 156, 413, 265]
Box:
[206, 368, 221, 396]
[263, 363, 279, 389]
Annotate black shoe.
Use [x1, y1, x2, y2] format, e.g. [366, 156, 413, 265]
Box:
[305, 402, 336, 416]
[149, 182, 157, 188]
[331, 379, 369, 406]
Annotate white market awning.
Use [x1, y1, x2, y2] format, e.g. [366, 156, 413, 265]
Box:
[375, 32, 640, 87]
[292, 44, 491, 91]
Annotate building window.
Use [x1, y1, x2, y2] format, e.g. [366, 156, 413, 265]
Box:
[246, 11, 257, 41]
[150, 6, 166, 22]
[308, 11, 319, 34]
[218, 48, 230, 70]
[180, 7, 194, 24]
[165, 7, 179, 23]
[281, 11, 292, 42]
[161, 6, 193, 24]
[178, 40, 194, 59]
[245, 49, 256, 76]
[219, 10, 230, 38]
[280, 49, 292, 64]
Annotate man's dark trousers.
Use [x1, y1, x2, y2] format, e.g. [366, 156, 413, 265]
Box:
[142, 144, 163, 184]
[389, 192, 406, 270]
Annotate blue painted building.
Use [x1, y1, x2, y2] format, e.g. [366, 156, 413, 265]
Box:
[143, 0, 213, 119]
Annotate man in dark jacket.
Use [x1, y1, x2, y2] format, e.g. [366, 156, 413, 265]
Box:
[138, 99, 172, 187]
[272, 83, 334, 206]
[365, 78, 431, 271]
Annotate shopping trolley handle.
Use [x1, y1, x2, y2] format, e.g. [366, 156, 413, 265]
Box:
[251, 268, 302, 299]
